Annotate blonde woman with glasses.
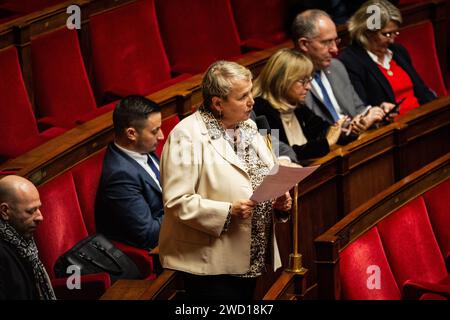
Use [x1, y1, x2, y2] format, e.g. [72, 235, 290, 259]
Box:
[253, 48, 345, 162]
[339, 0, 436, 116]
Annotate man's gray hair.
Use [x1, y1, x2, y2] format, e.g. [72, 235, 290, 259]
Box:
[291, 9, 331, 48]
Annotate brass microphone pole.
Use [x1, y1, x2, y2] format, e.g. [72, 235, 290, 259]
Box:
[286, 183, 306, 273]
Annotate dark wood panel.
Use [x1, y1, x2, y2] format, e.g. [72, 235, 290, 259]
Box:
[343, 152, 396, 212]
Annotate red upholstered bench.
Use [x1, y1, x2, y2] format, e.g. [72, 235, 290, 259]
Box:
[315, 165, 450, 300]
[35, 148, 160, 299]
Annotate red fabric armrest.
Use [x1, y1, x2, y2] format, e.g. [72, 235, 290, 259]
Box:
[403, 279, 450, 299]
[111, 240, 155, 279]
[52, 272, 111, 300]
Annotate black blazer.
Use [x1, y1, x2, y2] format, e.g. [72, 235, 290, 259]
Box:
[253, 97, 330, 160]
[0, 239, 38, 300]
[95, 143, 164, 249]
[339, 43, 436, 107]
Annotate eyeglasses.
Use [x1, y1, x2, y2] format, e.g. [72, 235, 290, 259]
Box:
[311, 37, 341, 48]
[297, 76, 313, 86]
[380, 31, 400, 39]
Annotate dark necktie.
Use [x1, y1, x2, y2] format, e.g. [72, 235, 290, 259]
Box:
[313, 71, 340, 122]
[147, 154, 160, 182]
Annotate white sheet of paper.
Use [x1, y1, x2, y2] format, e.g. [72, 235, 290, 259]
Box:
[250, 165, 319, 203]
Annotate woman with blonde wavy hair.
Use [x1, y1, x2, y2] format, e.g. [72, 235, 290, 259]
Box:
[253, 48, 343, 161]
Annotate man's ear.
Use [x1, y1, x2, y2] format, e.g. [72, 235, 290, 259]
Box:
[125, 127, 137, 141]
[0, 203, 9, 221]
[298, 37, 309, 52]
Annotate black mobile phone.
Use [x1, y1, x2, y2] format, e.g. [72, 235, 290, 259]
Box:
[384, 97, 406, 120]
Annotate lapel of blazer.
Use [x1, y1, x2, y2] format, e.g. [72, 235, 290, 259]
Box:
[353, 45, 395, 102]
[196, 113, 249, 176]
[323, 63, 354, 116]
[110, 144, 162, 194]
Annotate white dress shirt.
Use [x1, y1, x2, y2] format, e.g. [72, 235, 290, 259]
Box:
[114, 142, 162, 191]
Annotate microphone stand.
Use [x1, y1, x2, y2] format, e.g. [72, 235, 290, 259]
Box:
[286, 183, 306, 274]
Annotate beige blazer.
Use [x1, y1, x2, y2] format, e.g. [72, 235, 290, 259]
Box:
[159, 112, 282, 275]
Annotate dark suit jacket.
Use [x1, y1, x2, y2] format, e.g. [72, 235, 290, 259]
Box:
[0, 239, 38, 300]
[95, 143, 164, 249]
[339, 43, 436, 108]
[253, 97, 330, 161]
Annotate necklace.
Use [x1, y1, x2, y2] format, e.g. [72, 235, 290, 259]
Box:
[387, 70, 394, 76]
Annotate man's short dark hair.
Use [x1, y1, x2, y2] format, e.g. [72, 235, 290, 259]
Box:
[113, 95, 161, 136]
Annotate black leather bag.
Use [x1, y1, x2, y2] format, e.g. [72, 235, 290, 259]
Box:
[54, 234, 142, 283]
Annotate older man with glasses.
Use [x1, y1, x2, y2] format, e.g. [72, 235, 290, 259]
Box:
[292, 9, 392, 135]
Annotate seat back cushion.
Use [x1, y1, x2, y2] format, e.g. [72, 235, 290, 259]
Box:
[89, 0, 173, 101]
[155, 0, 241, 74]
[31, 27, 97, 128]
[423, 179, 450, 260]
[377, 196, 448, 288]
[396, 21, 447, 96]
[35, 172, 89, 279]
[71, 149, 107, 235]
[340, 227, 401, 299]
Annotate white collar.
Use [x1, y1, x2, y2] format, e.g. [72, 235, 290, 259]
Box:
[114, 142, 149, 162]
[367, 49, 393, 70]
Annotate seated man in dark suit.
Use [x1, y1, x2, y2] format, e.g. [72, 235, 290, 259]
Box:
[96, 95, 164, 249]
[0, 175, 56, 300]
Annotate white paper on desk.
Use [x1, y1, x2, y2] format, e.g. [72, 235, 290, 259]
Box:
[250, 165, 319, 203]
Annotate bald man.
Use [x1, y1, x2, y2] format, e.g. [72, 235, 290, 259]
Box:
[0, 175, 56, 300]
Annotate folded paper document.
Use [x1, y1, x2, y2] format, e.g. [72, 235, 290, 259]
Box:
[250, 165, 319, 203]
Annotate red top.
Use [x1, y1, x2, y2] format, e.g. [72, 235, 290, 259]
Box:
[377, 59, 420, 115]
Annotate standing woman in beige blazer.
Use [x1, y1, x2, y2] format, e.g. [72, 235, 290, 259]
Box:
[159, 61, 292, 300]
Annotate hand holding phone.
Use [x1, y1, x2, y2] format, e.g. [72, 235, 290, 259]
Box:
[383, 97, 405, 120]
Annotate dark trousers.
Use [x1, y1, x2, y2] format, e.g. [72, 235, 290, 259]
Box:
[182, 273, 257, 301]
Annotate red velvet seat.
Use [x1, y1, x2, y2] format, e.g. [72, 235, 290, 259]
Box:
[89, 0, 190, 104]
[155, 0, 243, 74]
[230, 0, 289, 50]
[339, 227, 401, 300]
[71, 149, 155, 279]
[0, 46, 66, 162]
[423, 179, 450, 271]
[35, 172, 111, 299]
[155, 115, 180, 157]
[377, 197, 450, 298]
[396, 21, 447, 97]
[31, 27, 114, 129]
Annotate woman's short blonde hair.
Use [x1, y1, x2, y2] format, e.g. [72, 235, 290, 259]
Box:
[202, 60, 252, 109]
[348, 0, 402, 48]
[253, 48, 313, 112]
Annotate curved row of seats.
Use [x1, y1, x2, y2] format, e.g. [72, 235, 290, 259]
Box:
[1, 0, 447, 164]
[0, 0, 290, 162]
[315, 157, 450, 300]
